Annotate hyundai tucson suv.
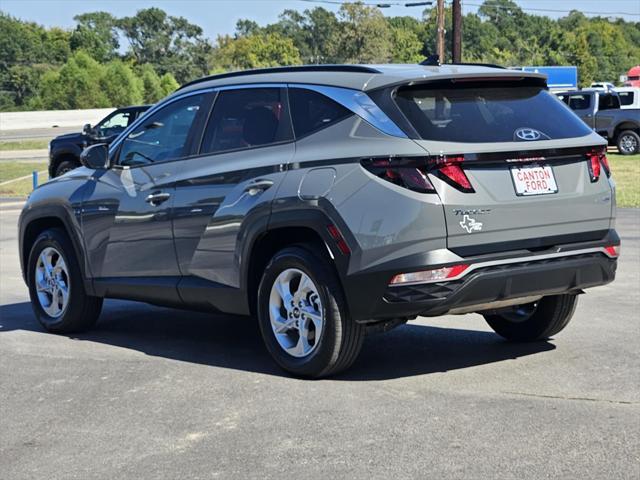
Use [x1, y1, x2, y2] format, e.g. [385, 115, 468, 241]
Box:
[19, 64, 619, 378]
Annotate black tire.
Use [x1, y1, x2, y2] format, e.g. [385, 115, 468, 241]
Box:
[483, 294, 578, 342]
[54, 159, 80, 177]
[616, 130, 640, 155]
[27, 228, 102, 333]
[257, 245, 365, 378]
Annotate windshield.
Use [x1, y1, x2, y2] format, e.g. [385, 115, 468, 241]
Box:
[395, 84, 592, 143]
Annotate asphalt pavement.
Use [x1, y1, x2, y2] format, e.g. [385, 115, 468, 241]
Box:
[0, 206, 638, 479]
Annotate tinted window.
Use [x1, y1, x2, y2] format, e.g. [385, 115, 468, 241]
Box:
[118, 94, 206, 166]
[567, 94, 591, 110]
[289, 88, 352, 138]
[598, 94, 620, 110]
[201, 88, 291, 154]
[395, 85, 592, 143]
[618, 91, 634, 106]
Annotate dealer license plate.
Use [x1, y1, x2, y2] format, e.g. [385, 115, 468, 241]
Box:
[510, 165, 558, 196]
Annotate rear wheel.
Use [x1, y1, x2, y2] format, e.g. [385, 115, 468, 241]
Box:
[616, 130, 640, 155]
[257, 246, 364, 378]
[27, 228, 102, 333]
[483, 294, 578, 342]
[55, 159, 80, 177]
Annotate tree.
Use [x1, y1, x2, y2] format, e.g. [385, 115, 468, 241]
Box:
[36, 51, 109, 109]
[99, 60, 142, 107]
[330, 3, 392, 63]
[211, 33, 302, 71]
[159, 73, 179, 96]
[118, 8, 212, 83]
[390, 28, 424, 63]
[70, 12, 119, 62]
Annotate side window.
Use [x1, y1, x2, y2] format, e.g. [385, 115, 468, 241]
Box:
[289, 88, 353, 138]
[99, 112, 131, 130]
[118, 94, 206, 167]
[618, 92, 633, 106]
[568, 94, 591, 110]
[201, 88, 291, 155]
[598, 94, 620, 111]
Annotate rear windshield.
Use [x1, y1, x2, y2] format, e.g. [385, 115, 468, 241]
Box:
[395, 84, 592, 143]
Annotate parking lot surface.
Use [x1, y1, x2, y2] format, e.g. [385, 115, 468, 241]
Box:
[1, 206, 639, 479]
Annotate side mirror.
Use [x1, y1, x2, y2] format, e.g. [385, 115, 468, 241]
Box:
[82, 123, 92, 135]
[80, 143, 109, 170]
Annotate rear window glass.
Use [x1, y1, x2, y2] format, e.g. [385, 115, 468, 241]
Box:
[289, 88, 352, 138]
[395, 85, 592, 143]
[618, 91, 634, 106]
[598, 94, 620, 110]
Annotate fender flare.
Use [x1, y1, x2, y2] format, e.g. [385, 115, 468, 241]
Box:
[19, 202, 94, 295]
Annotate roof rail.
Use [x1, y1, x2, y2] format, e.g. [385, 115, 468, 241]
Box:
[178, 65, 382, 90]
[445, 62, 506, 69]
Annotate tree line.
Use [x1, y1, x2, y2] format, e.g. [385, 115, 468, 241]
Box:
[1, 0, 639, 111]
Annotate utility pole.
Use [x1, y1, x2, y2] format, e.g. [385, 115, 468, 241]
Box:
[451, 0, 462, 63]
[436, 0, 445, 63]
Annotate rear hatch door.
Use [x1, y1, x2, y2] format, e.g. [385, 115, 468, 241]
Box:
[394, 80, 613, 255]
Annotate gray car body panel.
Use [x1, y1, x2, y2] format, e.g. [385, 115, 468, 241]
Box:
[19, 64, 617, 319]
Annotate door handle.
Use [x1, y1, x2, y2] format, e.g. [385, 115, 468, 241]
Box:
[244, 179, 274, 196]
[145, 191, 171, 206]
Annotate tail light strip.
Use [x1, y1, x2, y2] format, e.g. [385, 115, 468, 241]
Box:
[362, 146, 610, 194]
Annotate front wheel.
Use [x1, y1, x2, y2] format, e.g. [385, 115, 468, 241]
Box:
[483, 294, 578, 342]
[616, 130, 640, 155]
[55, 159, 80, 177]
[257, 246, 364, 378]
[27, 228, 102, 333]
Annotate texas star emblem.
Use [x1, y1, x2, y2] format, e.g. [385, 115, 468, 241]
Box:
[459, 214, 483, 234]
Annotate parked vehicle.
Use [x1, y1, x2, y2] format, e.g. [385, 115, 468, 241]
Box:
[48, 105, 150, 178]
[615, 87, 640, 109]
[20, 64, 619, 378]
[557, 90, 640, 154]
[624, 65, 640, 87]
[589, 82, 616, 92]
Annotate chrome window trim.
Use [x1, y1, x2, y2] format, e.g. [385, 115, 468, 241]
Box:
[109, 81, 408, 156]
[290, 84, 408, 138]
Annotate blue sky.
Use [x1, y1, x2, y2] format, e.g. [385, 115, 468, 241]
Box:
[1, 0, 639, 39]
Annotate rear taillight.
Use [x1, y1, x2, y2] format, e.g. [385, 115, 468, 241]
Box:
[433, 155, 474, 193]
[361, 157, 436, 193]
[361, 155, 474, 194]
[390, 264, 470, 285]
[587, 148, 609, 182]
[603, 244, 620, 258]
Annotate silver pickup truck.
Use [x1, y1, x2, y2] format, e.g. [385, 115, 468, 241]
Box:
[557, 90, 640, 154]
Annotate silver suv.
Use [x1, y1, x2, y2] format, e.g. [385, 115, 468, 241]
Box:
[19, 64, 619, 377]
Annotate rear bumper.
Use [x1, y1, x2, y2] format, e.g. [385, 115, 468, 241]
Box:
[343, 241, 618, 322]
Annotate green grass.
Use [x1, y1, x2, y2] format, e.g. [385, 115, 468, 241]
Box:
[0, 162, 46, 183]
[0, 139, 50, 151]
[0, 162, 48, 197]
[609, 154, 640, 208]
[0, 155, 637, 204]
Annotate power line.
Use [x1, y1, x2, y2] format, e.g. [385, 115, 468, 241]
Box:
[297, 0, 640, 17]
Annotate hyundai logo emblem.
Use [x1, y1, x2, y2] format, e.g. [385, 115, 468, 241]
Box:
[515, 128, 542, 141]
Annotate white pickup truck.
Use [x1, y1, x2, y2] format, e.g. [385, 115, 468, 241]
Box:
[616, 87, 640, 110]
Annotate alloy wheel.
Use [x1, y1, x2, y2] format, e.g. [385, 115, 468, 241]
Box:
[35, 247, 70, 318]
[268, 268, 324, 358]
